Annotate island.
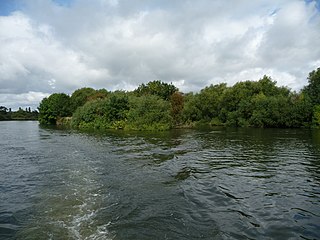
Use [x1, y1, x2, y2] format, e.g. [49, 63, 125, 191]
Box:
[38, 68, 320, 130]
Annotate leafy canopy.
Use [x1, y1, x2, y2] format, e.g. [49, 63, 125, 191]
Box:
[134, 80, 178, 100]
[38, 93, 71, 125]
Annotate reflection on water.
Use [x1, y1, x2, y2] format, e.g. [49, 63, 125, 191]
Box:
[0, 121, 320, 239]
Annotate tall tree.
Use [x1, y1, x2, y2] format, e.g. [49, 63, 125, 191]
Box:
[38, 93, 71, 124]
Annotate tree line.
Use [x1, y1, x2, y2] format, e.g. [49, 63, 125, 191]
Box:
[0, 107, 39, 121]
[38, 68, 320, 130]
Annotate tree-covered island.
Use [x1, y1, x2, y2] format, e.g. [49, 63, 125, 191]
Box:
[38, 68, 320, 130]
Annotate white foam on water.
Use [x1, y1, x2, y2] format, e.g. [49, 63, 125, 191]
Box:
[63, 179, 112, 240]
[85, 222, 113, 240]
[67, 209, 112, 240]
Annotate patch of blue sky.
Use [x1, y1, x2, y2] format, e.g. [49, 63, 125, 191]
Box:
[0, 0, 74, 16]
[304, 0, 320, 23]
[0, 0, 21, 16]
[305, 0, 320, 11]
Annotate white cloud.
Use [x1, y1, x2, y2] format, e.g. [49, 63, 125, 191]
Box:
[0, 12, 109, 94]
[0, 0, 319, 109]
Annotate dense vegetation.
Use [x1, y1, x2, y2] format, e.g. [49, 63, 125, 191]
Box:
[38, 68, 320, 130]
[0, 107, 39, 121]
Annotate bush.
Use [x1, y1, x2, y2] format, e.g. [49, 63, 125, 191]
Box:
[126, 95, 172, 131]
[71, 94, 129, 130]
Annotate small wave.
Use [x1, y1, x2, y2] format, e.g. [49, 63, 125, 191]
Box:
[291, 207, 320, 217]
[221, 191, 244, 200]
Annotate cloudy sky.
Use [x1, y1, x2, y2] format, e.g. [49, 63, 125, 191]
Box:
[0, 0, 319, 110]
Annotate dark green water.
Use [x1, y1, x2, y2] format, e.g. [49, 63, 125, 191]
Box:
[0, 121, 319, 239]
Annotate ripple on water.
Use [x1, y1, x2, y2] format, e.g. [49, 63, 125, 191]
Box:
[0, 212, 19, 239]
[1, 123, 320, 239]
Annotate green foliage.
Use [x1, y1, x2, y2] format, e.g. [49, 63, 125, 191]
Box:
[71, 93, 171, 131]
[134, 80, 178, 100]
[105, 93, 129, 122]
[38, 68, 320, 130]
[38, 93, 71, 125]
[312, 105, 320, 127]
[127, 95, 172, 131]
[0, 106, 38, 121]
[303, 68, 320, 106]
[11, 109, 39, 120]
[71, 93, 129, 130]
[72, 100, 108, 130]
[248, 94, 288, 127]
[70, 87, 97, 113]
[198, 83, 227, 120]
[179, 74, 315, 128]
[170, 92, 184, 125]
[302, 68, 320, 126]
[87, 88, 109, 102]
[210, 117, 224, 126]
[181, 93, 202, 122]
[0, 106, 10, 120]
[287, 93, 312, 127]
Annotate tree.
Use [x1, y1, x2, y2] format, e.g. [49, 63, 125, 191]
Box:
[0, 106, 8, 112]
[127, 95, 172, 130]
[303, 68, 320, 106]
[181, 93, 202, 122]
[37, 70, 320, 129]
[87, 88, 109, 101]
[257, 75, 290, 97]
[0, 106, 9, 120]
[134, 80, 178, 100]
[38, 93, 71, 125]
[0, 105, 38, 121]
[70, 87, 97, 113]
[197, 83, 227, 121]
[106, 94, 129, 122]
[71, 93, 129, 130]
[71, 99, 109, 130]
[312, 105, 320, 126]
[303, 68, 320, 127]
[170, 92, 184, 125]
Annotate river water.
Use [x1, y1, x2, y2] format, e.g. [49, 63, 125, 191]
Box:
[0, 121, 319, 239]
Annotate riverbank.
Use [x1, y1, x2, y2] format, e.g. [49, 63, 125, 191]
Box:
[52, 116, 315, 132]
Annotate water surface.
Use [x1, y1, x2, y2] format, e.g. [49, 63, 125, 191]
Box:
[0, 121, 319, 239]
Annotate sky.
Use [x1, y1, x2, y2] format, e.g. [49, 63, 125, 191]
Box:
[0, 0, 320, 110]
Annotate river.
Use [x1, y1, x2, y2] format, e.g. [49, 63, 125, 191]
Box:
[0, 121, 319, 239]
